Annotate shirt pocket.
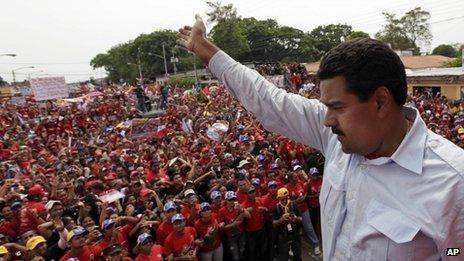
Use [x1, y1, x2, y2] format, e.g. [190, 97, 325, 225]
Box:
[321, 165, 346, 225]
[366, 200, 421, 261]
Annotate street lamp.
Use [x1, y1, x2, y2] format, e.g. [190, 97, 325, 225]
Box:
[12, 66, 34, 85]
[147, 50, 168, 78]
[0, 54, 17, 57]
[28, 70, 44, 81]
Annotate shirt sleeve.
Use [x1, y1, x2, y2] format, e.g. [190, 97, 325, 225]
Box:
[209, 51, 333, 154]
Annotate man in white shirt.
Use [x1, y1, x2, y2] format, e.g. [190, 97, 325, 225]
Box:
[177, 15, 464, 260]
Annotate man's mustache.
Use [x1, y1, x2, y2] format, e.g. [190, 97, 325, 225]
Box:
[332, 127, 345, 136]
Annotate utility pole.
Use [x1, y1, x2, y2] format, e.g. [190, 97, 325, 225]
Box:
[137, 47, 143, 86]
[171, 48, 178, 75]
[162, 43, 168, 78]
[193, 53, 199, 85]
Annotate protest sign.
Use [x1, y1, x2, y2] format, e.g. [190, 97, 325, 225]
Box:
[30, 77, 69, 101]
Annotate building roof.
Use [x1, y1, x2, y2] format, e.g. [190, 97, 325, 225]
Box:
[406, 67, 464, 77]
[400, 55, 454, 69]
[303, 55, 455, 73]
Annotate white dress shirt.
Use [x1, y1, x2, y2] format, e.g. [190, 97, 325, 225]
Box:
[209, 51, 464, 260]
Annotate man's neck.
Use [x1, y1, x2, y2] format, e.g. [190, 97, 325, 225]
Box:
[368, 112, 410, 158]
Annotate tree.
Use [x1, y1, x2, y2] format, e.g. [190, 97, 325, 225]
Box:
[376, 13, 415, 51]
[0, 76, 7, 86]
[206, 1, 250, 61]
[376, 7, 432, 53]
[401, 7, 432, 49]
[310, 24, 352, 58]
[347, 31, 370, 41]
[432, 44, 458, 57]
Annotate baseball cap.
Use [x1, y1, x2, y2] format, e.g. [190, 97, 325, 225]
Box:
[45, 200, 62, 211]
[270, 163, 280, 170]
[137, 233, 153, 246]
[257, 154, 265, 162]
[268, 180, 278, 188]
[291, 159, 300, 166]
[184, 189, 196, 198]
[200, 202, 211, 212]
[277, 188, 289, 198]
[171, 213, 185, 223]
[247, 187, 256, 194]
[66, 227, 88, 242]
[238, 135, 249, 142]
[11, 201, 22, 211]
[238, 159, 250, 168]
[225, 191, 236, 201]
[309, 167, 319, 175]
[210, 190, 221, 200]
[163, 201, 177, 212]
[103, 244, 123, 256]
[293, 165, 302, 171]
[251, 178, 260, 187]
[102, 219, 116, 230]
[26, 235, 46, 250]
[0, 245, 8, 254]
[28, 184, 45, 197]
[237, 124, 245, 130]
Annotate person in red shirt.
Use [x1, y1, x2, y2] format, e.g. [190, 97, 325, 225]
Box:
[306, 167, 323, 241]
[60, 227, 102, 261]
[194, 202, 223, 261]
[0, 204, 20, 238]
[235, 179, 248, 204]
[209, 191, 223, 219]
[241, 187, 266, 261]
[102, 243, 134, 261]
[163, 214, 199, 260]
[134, 233, 163, 261]
[285, 171, 320, 256]
[19, 184, 47, 234]
[257, 180, 279, 260]
[156, 201, 177, 245]
[217, 191, 246, 261]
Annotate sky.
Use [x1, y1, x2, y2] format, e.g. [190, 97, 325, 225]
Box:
[1, 0, 463, 83]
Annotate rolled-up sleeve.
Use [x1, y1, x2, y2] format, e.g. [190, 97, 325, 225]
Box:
[209, 51, 333, 154]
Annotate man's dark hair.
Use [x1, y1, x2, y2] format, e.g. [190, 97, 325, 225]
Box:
[317, 38, 407, 106]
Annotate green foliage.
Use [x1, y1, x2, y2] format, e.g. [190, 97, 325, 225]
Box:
[432, 44, 458, 57]
[90, 30, 196, 83]
[168, 76, 196, 87]
[310, 24, 352, 58]
[376, 7, 431, 53]
[445, 55, 462, 67]
[347, 31, 370, 41]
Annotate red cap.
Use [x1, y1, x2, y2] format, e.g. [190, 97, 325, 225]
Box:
[105, 172, 117, 181]
[28, 184, 45, 196]
[85, 180, 96, 189]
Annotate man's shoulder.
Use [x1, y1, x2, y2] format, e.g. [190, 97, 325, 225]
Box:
[426, 131, 464, 177]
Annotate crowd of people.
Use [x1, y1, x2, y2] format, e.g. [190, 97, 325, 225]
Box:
[0, 65, 463, 261]
[0, 81, 325, 261]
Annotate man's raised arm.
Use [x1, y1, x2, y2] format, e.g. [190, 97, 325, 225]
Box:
[177, 15, 333, 154]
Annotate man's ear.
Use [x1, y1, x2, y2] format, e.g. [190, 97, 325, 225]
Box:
[373, 86, 392, 117]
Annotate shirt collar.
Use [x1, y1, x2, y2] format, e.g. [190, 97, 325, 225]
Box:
[388, 106, 428, 175]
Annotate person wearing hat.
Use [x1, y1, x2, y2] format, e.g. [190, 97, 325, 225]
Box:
[273, 188, 303, 261]
[102, 243, 133, 261]
[285, 172, 321, 256]
[194, 202, 223, 261]
[217, 191, 246, 261]
[25, 235, 48, 259]
[180, 189, 200, 225]
[209, 190, 223, 218]
[155, 201, 177, 246]
[163, 214, 200, 260]
[257, 180, 280, 260]
[235, 178, 249, 205]
[134, 233, 163, 261]
[305, 167, 323, 243]
[240, 186, 266, 261]
[19, 184, 47, 234]
[60, 227, 102, 261]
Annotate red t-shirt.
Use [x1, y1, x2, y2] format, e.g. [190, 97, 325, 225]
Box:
[217, 206, 243, 236]
[181, 204, 200, 225]
[240, 200, 265, 232]
[306, 177, 322, 208]
[194, 217, 221, 252]
[0, 218, 20, 238]
[285, 181, 309, 213]
[235, 190, 247, 204]
[60, 245, 102, 261]
[258, 193, 279, 221]
[156, 221, 174, 245]
[19, 201, 47, 234]
[163, 227, 197, 257]
[135, 245, 163, 261]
